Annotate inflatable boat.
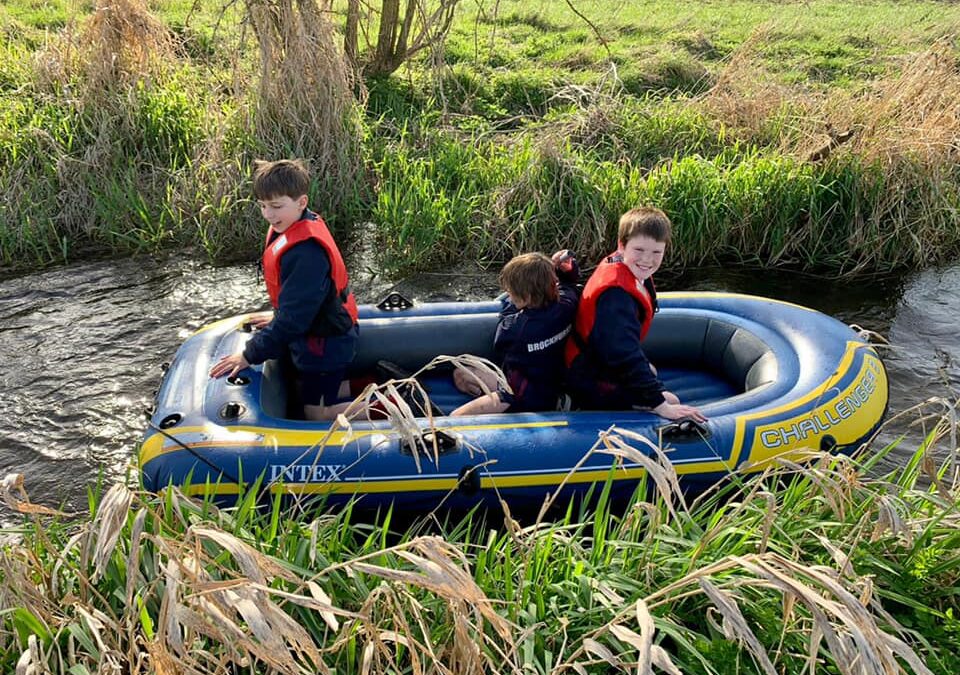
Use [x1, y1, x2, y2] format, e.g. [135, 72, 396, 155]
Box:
[140, 292, 888, 514]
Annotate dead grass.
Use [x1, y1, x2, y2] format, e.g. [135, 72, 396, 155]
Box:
[695, 23, 811, 149]
[35, 0, 178, 99]
[3, 398, 960, 673]
[247, 0, 364, 217]
[698, 30, 960, 168]
[839, 38, 960, 165]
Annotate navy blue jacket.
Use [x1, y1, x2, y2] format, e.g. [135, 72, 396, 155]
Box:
[243, 237, 358, 374]
[496, 283, 579, 410]
[568, 286, 665, 408]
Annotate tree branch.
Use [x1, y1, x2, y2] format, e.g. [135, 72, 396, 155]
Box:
[564, 0, 611, 58]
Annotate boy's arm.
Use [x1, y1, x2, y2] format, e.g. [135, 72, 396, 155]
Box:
[243, 242, 332, 364]
[553, 250, 581, 320]
[590, 288, 665, 407]
[557, 283, 580, 320]
[493, 307, 521, 358]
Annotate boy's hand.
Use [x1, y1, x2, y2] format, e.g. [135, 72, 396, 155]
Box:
[551, 249, 579, 283]
[653, 401, 708, 423]
[245, 312, 273, 329]
[210, 353, 250, 379]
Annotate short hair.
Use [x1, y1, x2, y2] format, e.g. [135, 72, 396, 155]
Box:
[618, 207, 672, 245]
[499, 252, 558, 309]
[252, 159, 310, 200]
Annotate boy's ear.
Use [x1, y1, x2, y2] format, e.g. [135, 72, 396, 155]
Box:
[297, 194, 308, 209]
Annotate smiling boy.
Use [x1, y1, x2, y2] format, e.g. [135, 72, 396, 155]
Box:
[209, 159, 358, 421]
[565, 207, 706, 422]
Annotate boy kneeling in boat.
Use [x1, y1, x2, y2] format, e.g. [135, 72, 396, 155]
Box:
[450, 251, 580, 416]
[209, 159, 359, 421]
[565, 207, 707, 422]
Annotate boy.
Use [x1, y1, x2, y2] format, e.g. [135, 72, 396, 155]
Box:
[209, 159, 359, 421]
[565, 207, 706, 422]
[450, 251, 579, 416]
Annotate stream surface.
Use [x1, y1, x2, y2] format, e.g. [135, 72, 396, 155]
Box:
[1, 254, 958, 510]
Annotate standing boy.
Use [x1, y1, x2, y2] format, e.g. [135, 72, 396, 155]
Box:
[210, 159, 358, 421]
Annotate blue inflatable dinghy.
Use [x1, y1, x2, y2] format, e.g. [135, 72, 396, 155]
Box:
[140, 292, 887, 513]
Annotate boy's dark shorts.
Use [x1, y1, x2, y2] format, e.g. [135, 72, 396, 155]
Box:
[569, 379, 662, 411]
[299, 368, 347, 407]
[497, 383, 557, 413]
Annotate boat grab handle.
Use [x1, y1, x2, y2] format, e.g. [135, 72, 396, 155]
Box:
[659, 419, 711, 442]
[401, 429, 461, 455]
[377, 292, 415, 311]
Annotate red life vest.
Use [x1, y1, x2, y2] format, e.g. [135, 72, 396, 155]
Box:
[564, 252, 656, 367]
[262, 214, 359, 332]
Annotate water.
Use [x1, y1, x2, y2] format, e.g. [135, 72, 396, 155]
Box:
[1, 255, 957, 509]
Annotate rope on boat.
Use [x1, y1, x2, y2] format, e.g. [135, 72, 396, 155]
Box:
[146, 419, 241, 487]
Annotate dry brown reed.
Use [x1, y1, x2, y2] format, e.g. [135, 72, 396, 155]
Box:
[20, 0, 196, 259]
[698, 27, 960, 168]
[687, 29, 960, 271]
[554, 547, 936, 675]
[695, 22, 812, 149]
[3, 398, 956, 675]
[246, 0, 364, 217]
[35, 0, 178, 99]
[837, 39, 960, 164]
[344, 536, 518, 673]
[263, 361, 492, 514]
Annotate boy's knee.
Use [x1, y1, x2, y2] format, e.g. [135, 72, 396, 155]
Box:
[303, 403, 332, 421]
[453, 368, 478, 394]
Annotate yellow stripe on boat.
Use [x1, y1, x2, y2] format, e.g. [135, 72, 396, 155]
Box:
[141, 419, 569, 467]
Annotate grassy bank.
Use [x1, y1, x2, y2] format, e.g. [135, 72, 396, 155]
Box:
[1, 415, 959, 673]
[1, 1, 959, 276]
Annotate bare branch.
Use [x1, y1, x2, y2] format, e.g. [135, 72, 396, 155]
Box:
[564, 0, 611, 57]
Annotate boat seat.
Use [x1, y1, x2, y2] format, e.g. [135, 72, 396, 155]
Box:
[259, 311, 777, 418]
[351, 312, 500, 373]
[645, 315, 777, 393]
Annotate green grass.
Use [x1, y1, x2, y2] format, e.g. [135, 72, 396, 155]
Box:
[2, 418, 960, 673]
[453, 0, 958, 96]
[1, 0, 959, 275]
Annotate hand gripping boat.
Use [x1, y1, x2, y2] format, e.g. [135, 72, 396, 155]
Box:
[140, 292, 888, 513]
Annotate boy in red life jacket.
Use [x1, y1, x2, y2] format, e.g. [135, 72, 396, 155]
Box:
[450, 251, 580, 416]
[209, 159, 359, 421]
[564, 207, 707, 422]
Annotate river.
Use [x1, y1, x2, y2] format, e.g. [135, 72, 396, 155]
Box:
[1, 255, 957, 510]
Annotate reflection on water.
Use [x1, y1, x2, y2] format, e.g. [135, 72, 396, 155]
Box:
[0, 253, 957, 508]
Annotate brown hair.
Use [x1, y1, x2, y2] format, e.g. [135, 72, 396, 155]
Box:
[252, 159, 310, 200]
[618, 207, 672, 245]
[499, 252, 558, 309]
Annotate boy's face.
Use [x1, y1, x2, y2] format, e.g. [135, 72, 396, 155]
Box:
[258, 194, 307, 232]
[619, 234, 665, 282]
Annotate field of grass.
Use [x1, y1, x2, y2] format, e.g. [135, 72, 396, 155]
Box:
[0, 0, 959, 276]
[1, 416, 959, 673]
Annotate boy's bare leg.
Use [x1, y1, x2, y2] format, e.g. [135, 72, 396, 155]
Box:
[453, 366, 499, 397]
[300, 379, 355, 421]
[304, 400, 354, 421]
[450, 392, 510, 417]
